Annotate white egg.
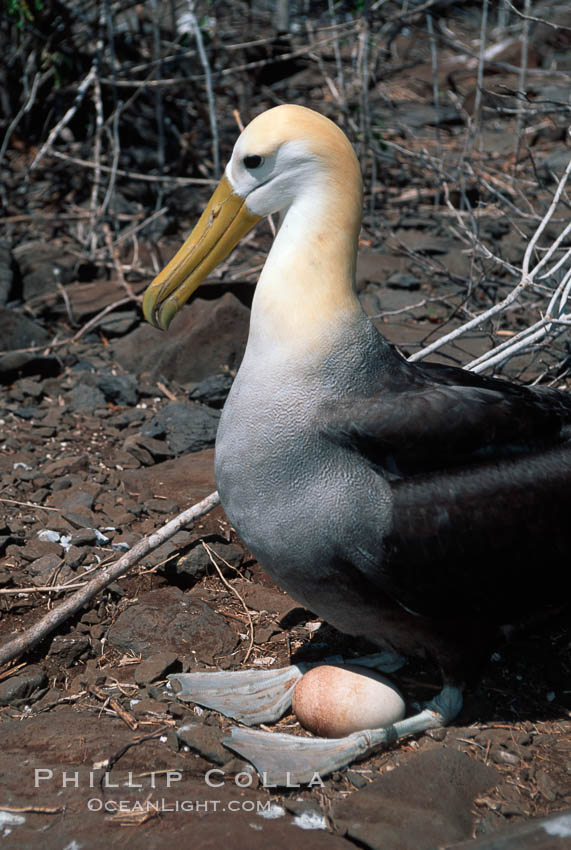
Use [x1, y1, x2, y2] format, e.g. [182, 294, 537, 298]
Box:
[292, 663, 406, 738]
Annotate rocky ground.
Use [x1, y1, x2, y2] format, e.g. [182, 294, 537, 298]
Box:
[1, 1, 570, 848]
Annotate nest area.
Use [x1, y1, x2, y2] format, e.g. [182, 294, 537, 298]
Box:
[0, 3, 569, 845]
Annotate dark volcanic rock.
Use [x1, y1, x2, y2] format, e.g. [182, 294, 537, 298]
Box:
[64, 545, 86, 568]
[231, 581, 295, 618]
[96, 371, 139, 406]
[123, 433, 174, 464]
[112, 408, 147, 428]
[144, 497, 179, 514]
[387, 272, 421, 290]
[69, 528, 98, 546]
[0, 665, 47, 705]
[48, 633, 91, 667]
[107, 586, 237, 663]
[11, 376, 44, 399]
[61, 507, 97, 529]
[0, 308, 51, 350]
[0, 351, 61, 381]
[0, 537, 14, 557]
[0, 703, 353, 848]
[176, 722, 231, 765]
[19, 538, 62, 562]
[68, 383, 106, 411]
[97, 309, 139, 337]
[112, 293, 249, 383]
[540, 148, 571, 181]
[58, 489, 96, 511]
[12, 405, 46, 420]
[12, 239, 75, 300]
[26, 553, 64, 585]
[355, 248, 388, 288]
[142, 530, 194, 568]
[331, 748, 499, 850]
[41, 456, 88, 476]
[448, 808, 571, 849]
[120, 434, 154, 466]
[187, 373, 234, 408]
[141, 401, 220, 454]
[175, 538, 243, 581]
[134, 652, 180, 685]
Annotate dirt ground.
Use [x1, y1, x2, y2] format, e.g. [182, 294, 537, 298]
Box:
[0, 2, 570, 848]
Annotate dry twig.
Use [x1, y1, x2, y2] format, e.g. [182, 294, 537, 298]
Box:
[30, 63, 98, 172]
[202, 541, 254, 663]
[186, 0, 220, 176]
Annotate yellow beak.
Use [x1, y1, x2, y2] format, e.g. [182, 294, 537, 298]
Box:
[143, 175, 261, 329]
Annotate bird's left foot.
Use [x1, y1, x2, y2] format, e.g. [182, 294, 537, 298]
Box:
[168, 660, 459, 786]
[224, 684, 463, 786]
[168, 664, 306, 725]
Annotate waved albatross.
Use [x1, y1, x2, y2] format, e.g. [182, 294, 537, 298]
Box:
[142, 104, 571, 785]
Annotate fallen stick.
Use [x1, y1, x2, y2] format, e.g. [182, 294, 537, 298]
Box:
[0, 491, 220, 666]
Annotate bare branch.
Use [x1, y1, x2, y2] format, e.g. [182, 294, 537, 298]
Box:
[0, 492, 220, 666]
[0, 68, 44, 166]
[410, 153, 571, 368]
[186, 1, 220, 176]
[30, 63, 98, 172]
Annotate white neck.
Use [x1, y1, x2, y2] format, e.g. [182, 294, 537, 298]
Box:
[248, 178, 363, 356]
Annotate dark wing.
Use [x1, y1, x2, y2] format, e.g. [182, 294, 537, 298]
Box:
[380, 442, 571, 622]
[322, 362, 571, 622]
[322, 364, 571, 475]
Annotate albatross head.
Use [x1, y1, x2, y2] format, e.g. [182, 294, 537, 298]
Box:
[143, 105, 362, 330]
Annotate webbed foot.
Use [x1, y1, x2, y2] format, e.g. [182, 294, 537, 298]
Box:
[224, 684, 462, 786]
[169, 659, 459, 786]
[168, 665, 306, 724]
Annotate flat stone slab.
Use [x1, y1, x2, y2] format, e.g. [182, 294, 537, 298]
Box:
[331, 747, 499, 850]
[121, 449, 216, 504]
[107, 586, 238, 663]
[112, 293, 249, 383]
[0, 665, 47, 706]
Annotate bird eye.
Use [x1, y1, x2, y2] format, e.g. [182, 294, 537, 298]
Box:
[244, 154, 264, 169]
